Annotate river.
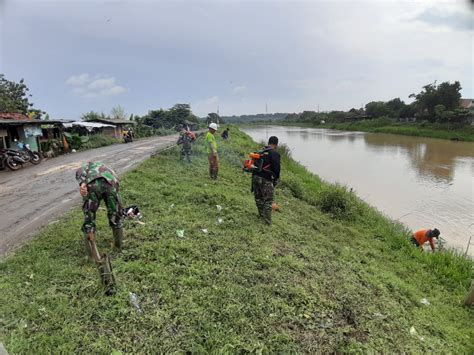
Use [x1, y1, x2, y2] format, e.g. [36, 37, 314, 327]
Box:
[242, 125, 474, 255]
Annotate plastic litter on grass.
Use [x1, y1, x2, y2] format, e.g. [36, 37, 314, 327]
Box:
[176, 230, 185, 238]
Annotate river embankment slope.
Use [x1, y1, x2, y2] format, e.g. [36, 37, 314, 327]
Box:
[0, 128, 472, 353]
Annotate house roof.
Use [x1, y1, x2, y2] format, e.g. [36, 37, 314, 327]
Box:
[0, 119, 68, 125]
[0, 112, 29, 120]
[63, 121, 115, 131]
[88, 118, 136, 125]
[459, 98, 474, 109]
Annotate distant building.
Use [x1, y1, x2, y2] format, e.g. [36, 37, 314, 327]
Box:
[459, 98, 474, 124]
[87, 118, 136, 139]
[0, 113, 66, 151]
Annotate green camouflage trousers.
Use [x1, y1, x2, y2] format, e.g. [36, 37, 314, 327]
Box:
[82, 178, 123, 233]
[180, 146, 192, 161]
[252, 175, 274, 224]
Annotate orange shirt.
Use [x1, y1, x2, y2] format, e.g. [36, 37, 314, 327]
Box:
[413, 229, 435, 251]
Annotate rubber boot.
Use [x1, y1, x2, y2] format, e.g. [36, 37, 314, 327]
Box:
[262, 206, 272, 225]
[113, 228, 124, 252]
[83, 233, 94, 262]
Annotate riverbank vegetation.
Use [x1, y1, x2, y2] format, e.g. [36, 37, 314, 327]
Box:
[326, 119, 474, 141]
[283, 81, 473, 141]
[1, 128, 472, 353]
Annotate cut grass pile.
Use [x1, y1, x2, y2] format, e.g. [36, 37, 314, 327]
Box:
[0, 128, 472, 353]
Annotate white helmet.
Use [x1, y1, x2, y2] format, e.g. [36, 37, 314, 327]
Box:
[209, 122, 218, 131]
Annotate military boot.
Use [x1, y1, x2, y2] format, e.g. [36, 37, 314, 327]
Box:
[112, 228, 124, 252]
[83, 233, 95, 262]
[262, 206, 272, 225]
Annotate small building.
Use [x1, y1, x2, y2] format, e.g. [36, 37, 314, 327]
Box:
[459, 98, 474, 124]
[87, 118, 135, 139]
[63, 121, 116, 135]
[0, 112, 66, 151]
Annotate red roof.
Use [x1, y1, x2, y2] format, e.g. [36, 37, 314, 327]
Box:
[0, 112, 29, 120]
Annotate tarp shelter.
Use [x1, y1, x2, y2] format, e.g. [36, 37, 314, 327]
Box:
[63, 121, 115, 131]
[87, 118, 135, 139]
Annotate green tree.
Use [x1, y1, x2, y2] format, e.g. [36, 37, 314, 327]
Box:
[409, 81, 462, 121]
[386, 98, 406, 117]
[110, 105, 127, 120]
[206, 112, 220, 125]
[0, 74, 33, 113]
[365, 101, 391, 118]
[81, 111, 104, 121]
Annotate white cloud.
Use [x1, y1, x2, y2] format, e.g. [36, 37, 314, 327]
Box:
[65, 73, 90, 86]
[233, 85, 247, 94]
[102, 85, 127, 96]
[66, 73, 128, 98]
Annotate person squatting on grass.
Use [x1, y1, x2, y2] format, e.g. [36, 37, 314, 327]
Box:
[252, 136, 281, 225]
[206, 122, 219, 179]
[411, 228, 440, 252]
[76, 162, 124, 258]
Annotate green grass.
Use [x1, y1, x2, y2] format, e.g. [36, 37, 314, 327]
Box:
[1, 128, 472, 353]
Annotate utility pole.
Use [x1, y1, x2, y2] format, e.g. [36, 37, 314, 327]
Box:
[217, 104, 219, 126]
[317, 104, 320, 113]
[265, 102, 268, 114]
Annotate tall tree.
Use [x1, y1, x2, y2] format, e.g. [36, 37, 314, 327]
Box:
[206, 112, 220, 125]
[409, 81, 462, 121]
[81, 111, 104, 121]
[110, 105, 128, 120]
[0, 74, 33, 113]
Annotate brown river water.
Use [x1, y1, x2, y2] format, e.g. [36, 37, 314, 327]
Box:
[243, 126, 474, 255]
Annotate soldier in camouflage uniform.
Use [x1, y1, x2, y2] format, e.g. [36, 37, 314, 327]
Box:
[75, 162, 124, 257]
[177, 130, 193, 162]
[252, 136, 281, 225]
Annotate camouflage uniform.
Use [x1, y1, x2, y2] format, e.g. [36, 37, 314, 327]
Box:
[251, 147, 280, 225]
[177, 132, 193, 162]
[252, 175, 274, 224]
[75, 162, 124, 253]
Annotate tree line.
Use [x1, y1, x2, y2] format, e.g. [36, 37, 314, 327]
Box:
[285, 81, 471, 125]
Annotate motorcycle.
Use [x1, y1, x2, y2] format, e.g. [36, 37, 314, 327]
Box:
[15, 140, 42, 165]
[123, 132, 133, 143]
[0, 149, 28, 171]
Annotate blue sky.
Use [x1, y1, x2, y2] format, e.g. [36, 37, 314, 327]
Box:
[1, 0, 472, 119]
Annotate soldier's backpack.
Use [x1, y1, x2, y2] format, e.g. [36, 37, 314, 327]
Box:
[243, 147, 272, 173]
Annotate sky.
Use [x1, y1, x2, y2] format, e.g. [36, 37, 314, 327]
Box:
[0, 0, 472, 119]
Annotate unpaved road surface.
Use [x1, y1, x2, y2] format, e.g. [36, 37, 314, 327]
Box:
[0, 134, 178, 258]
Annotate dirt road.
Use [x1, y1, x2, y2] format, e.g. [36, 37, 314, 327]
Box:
[0, 134, 178, 258]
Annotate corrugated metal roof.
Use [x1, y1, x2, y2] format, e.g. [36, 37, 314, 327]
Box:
[89, 118, 136, 125]
[63, 121, 115, 130]
[0, 119, 68, 125]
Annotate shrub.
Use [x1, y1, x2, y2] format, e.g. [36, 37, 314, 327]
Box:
[80, 135, 119, 150]
[318, 184, 358, 220]
[280, 176, 304, 199]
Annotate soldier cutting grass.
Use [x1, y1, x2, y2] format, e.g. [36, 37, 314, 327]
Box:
[251, 136, 281, 225]
[76, 161, 124, 258]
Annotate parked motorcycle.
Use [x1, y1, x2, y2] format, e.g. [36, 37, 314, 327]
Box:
[0, 149, 27, 171]
[15, 140, 42, 165]
[123, 132, 133, 143]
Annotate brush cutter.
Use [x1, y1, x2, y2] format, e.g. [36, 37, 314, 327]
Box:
[86, 232, 116, 293]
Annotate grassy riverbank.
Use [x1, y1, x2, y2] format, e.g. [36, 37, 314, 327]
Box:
[323, 119, 474, 141]
[1, 129, 472, 353]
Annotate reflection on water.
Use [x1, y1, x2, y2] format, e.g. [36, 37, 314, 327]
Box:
[363, 134, 474, 183]
[243, 126, 474, 255]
